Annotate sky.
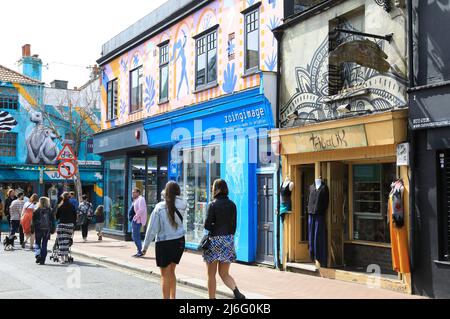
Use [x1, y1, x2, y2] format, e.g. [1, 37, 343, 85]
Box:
[0, 0, 168, 88]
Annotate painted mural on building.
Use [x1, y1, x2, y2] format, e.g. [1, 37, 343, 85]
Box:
[101, 0, 283, 130]
[0, 111, 17, 132]
[25, 111, 59, 165]
[280, 14, 407, 128]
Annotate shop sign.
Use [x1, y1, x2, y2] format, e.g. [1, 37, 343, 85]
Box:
[290, 125, 368, 153]
[396, 143, 410, 166]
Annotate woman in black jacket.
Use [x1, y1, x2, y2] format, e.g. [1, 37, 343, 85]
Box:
[203, 179, 245, 299]
[55, 192, 77, 264]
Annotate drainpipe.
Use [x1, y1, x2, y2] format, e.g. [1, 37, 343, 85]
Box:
[273, 27, 284, 270]
[407, 0, 416, 275]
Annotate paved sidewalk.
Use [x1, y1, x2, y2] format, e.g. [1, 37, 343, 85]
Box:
[53, 232, 422, 299]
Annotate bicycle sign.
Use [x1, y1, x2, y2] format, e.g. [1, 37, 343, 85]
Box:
[57, 144, 77, 161]
[58, 161, 77, 179]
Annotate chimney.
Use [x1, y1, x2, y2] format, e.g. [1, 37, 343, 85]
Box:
[19, 44, 42, 82]
[22, 44, 31, 57]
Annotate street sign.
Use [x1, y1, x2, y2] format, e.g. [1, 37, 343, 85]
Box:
[58, 161, 77, 179]
[57, 144, 77, 161]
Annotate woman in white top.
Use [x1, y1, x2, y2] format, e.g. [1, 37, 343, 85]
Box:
[21, 194, 38, 249]
[142, 181, 187, 299]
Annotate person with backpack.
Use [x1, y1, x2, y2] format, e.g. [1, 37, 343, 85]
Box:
[21, 194, 38, 250]
[77, 194, 94, 242]
[142, 181, 187, 299]
[32, 197, 56, 265]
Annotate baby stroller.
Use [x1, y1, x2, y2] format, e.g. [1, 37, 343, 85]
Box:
[49, 233, 74, 263]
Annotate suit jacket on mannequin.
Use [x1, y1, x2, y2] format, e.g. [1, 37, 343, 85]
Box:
[308, 183, 329, 215]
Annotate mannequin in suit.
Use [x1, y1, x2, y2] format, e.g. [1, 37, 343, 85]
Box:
[308, 177, 329, 267]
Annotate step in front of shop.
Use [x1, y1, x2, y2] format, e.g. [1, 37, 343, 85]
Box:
[286, 263, 409, 294]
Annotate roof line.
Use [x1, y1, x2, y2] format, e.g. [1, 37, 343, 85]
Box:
[0, 64, 44, 85]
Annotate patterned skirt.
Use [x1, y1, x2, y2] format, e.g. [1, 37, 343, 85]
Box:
[203, 235, 237, 264]
[56, 223, 74, 256]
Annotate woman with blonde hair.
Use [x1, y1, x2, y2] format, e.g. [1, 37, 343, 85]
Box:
[203, 179, 245, 299]
[32, 197, 55, 265]
[21, 193, 38, 249]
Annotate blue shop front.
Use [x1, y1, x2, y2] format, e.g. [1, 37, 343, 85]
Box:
[143, 87, 280, 265]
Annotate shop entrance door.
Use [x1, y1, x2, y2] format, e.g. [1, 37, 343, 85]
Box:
[257, 174, 274, 264]
[327, 162, 346, 267]
[294, 166, 315, 262]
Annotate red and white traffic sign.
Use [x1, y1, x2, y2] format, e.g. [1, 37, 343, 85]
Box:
[57, 144, 77, 161]
[58, 161, 77, 179]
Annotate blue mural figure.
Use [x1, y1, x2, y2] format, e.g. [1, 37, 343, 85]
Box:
[171, 29, 189, 99]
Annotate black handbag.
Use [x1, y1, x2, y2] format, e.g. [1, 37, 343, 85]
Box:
[198, 234, 211, 251]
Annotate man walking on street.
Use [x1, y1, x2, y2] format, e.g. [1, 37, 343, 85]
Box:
[130, 188, 147, 258]
[9, 192, 26, 248]
[69, 192, 79, 211]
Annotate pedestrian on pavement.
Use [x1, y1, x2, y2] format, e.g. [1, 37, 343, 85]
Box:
[8, 192, 26, 248]
[56, 192, 77, 264]
[20, 193, 38, 250]
[77, 194, 94, 242]
[142, 181, 187, 299]
[129, 188, 147, 258]
[203, 179, 246, 299]
[4, 189, 16, 227]
[94, 205, 105, 241]
[69, 191, 79, 211]
[32, 197, 56, 265]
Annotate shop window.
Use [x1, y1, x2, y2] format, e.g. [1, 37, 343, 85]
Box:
[159, 43, 169, 103]
[0, 89, 19, 110]
[438, 151, 450, 261]
[178, 145, 221, 244]
[130, 66, 143, 113]
[196, 30, 217, 89]
[0, 132, 17, 157]
[104, 158, 126, 232]
[107, 79, 118, 120]
[352, 163, 395, 243]
[244, 9, 259, 72]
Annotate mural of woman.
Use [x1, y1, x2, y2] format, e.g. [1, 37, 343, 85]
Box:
[171, 29, 189, 100]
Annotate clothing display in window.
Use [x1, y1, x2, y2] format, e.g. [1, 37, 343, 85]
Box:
[308, 179, 329, 266]
[280, 177, 294, 215]
[389, 179, 410, 274]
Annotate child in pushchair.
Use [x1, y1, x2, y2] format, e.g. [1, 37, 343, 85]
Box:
[49, 234, 74, 263]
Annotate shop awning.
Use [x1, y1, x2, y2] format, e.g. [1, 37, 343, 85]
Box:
[0, 169, 39, 181]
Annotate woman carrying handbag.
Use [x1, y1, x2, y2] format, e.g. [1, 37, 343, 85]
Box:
[203, 179, 245, 300]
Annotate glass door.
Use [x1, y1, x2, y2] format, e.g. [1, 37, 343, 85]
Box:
[146, 156, 159, 226]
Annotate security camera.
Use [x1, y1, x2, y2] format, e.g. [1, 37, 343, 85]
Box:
[337, 104, 351, 114]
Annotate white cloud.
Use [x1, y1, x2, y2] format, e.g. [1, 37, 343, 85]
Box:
[0, 0, 168, 88]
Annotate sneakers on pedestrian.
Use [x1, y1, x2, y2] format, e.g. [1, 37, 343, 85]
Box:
[83, 238, 87, 242]
[21, 242, 26, 249]
[35, 256, 41, 264]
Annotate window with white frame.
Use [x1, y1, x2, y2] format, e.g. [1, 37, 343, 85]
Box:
[196, 31, 217, 89]
[107, 79, 118, 120]
[159, 43, 169, 102]
[244, 9, 260, 72]
[130, 66, 143, 112]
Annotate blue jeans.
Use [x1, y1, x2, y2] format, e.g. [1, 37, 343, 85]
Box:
[35, 232, 50, 263]
[131, 221, 142, 254]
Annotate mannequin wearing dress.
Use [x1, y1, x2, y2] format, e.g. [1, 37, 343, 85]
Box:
[280, 177, 294, 215]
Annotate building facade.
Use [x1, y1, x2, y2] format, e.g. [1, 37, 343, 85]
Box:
[0, 46, 103, 209]
[409, 0, 450, 298]
[94, 0, 283, 264]
[272, 0, 412, 292]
